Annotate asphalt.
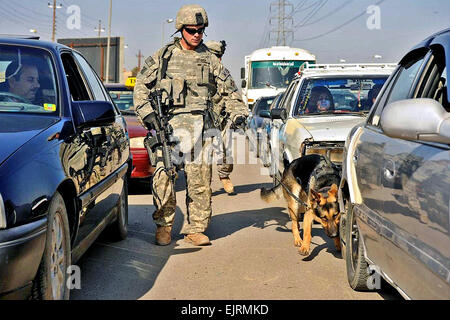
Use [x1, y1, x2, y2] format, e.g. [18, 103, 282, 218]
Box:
[70, 143, 402, 300]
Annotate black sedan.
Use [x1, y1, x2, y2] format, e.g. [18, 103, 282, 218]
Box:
[0, 37, 131, 299]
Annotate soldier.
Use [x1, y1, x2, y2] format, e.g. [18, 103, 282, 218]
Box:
[134, 4, 247, 246]
[205, 40, 248, 194]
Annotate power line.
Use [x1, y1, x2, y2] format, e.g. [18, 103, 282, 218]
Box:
[294, 0, 387, 42]
[295, 0, 328, 28]
[297, 0, 353, 28]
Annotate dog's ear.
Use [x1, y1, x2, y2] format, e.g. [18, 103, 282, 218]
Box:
[310, 189, 322, 203]
[328, 184, 338, 197]
[327, 184, 338, 203]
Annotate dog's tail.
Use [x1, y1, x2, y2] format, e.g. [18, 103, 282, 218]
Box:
[260, 182, 283, 203]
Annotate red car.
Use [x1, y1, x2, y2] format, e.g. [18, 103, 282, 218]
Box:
[105, 83, 154, 180]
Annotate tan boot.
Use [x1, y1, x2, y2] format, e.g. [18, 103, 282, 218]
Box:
[220, 177, 235, 194]
[184, 233, 211, 246]
[155, 226, 172, 246]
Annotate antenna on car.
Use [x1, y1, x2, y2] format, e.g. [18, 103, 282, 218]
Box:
[0, 34, 40, 40]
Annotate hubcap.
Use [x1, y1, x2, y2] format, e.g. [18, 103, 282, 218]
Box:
[50, 211, 66, 299]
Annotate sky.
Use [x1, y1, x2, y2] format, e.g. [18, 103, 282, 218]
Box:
[0, 0, 449, 83]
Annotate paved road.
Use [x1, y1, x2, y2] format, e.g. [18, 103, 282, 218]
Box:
[71, 145, 401, 300]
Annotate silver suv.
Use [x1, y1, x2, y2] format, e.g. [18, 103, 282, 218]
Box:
[338, 29, 450, 299]
[267, 63, 395, 181]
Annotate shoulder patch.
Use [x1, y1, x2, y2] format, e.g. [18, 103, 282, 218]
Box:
[144, 56, 155, 67]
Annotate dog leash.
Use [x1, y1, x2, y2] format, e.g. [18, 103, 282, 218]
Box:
[273, 174, 311, 209]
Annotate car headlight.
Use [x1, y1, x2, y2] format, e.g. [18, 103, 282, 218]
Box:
[0, 193, 6, 229]
[129, 137, 145, 149]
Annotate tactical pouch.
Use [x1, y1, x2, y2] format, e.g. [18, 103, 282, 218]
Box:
[172, 78, 186, 106]
[196, 63, 211, 86]
[159, 79, 172, 105]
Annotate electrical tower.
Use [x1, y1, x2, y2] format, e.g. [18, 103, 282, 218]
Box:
[269, 0, 294, 46]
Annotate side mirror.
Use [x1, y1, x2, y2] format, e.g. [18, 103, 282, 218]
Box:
[240, 67, 245, 79]
[241, 79, 247, 88]
[259, 110, 271, 118]
[270, 108, 287, 121]
[380, 98, 450, 144]
[72, 101, 116, 130]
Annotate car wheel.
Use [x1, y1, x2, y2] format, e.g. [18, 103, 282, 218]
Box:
[105, 175, 129, 241]
[32, 191, 71, 300]
[340, 196, 351, 261]
[345, 203, 372, 291]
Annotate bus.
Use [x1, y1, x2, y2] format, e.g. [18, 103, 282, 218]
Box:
[240, 46, 316, 109]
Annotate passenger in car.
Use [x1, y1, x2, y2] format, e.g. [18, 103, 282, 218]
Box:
[360, 83, 383, 110]
[305, 86, 334, 113]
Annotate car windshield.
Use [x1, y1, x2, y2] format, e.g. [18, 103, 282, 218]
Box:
[107, 88, 135, 114]
[0, 45, 58, 115]
[251, 60, 311, 89]
[293, 76, 388, 116]
[254, 97, 275, 115]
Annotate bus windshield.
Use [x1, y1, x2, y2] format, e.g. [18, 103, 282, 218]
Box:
[250, 60, 311, 89]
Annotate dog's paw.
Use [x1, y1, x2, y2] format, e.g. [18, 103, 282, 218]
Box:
[293, 238, 302, 247]
[298, 245, 310, 256]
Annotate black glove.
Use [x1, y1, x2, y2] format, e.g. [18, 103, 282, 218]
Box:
[232, 115, 246, 129]
[143, 113, 156, 130]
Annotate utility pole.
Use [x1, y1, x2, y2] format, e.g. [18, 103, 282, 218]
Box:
[269, 0, 294, 46]
[95, 20, 105, 37]
[105, 0, 112, 83]
[48, 1, 62, 42]
[136, 50, 144, 70]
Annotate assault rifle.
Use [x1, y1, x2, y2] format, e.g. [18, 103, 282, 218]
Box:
[143, 89, 177, 181]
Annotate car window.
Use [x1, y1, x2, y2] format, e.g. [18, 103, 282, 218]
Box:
[73, 52, 107, 101]
[254, 97, 274, 115]
[416, 46, 448, 111]
[0, 44, 58, 115]
[292, 76, 389, 116]
[61, 52, 90, 101]
[107, 88, 134, 111]
[283, 80, 299, 114]
[385, 57, 425, 104]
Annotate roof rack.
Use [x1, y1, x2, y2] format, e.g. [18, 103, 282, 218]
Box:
[294, 62, 397, 79]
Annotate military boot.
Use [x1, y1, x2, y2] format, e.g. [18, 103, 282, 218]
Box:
[155, 226, 172, 246]
[220, 177, 234, 194]
[184, 233, 211, 246]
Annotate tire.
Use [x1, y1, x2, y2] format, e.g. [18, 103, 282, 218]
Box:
[340, 197, 351, 261]
[345, 203, 372, 291]
[105, 175, 129, 241]
[32, 192, 71, 300]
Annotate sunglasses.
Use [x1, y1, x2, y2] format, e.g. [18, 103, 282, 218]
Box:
[184, 27, 205, 35]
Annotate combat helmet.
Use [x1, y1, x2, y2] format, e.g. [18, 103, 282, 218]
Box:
[205, 40, 227, 58]
[175, 4, 209, 31]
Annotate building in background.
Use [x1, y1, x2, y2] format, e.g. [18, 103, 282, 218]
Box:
[58, 36, 125, 84]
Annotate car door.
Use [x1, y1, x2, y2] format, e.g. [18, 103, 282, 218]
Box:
[277, 80, 300, 173]
[376, 43, 450, 299]
[59, 51, 124, 249]
[352, 49, 430, 276]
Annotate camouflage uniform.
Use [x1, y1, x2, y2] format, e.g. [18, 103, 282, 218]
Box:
[206, 41, 248, 179]
[134, 36, 244, 234]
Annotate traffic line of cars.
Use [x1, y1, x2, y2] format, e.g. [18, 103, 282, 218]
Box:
[250, 29, 450, 299]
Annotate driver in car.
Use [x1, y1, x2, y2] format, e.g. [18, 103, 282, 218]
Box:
[4, 60, 40, 103]
[305, 86, 335, 113]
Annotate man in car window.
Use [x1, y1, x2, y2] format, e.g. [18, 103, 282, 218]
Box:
[5, 61, 40, 103]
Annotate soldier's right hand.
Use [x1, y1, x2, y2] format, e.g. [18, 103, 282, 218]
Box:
[143, 112, 157, 130]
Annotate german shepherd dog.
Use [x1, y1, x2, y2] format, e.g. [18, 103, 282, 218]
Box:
[261, 154, 341, 256]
